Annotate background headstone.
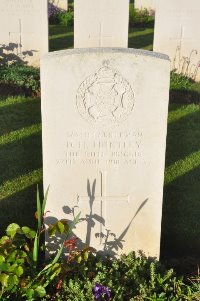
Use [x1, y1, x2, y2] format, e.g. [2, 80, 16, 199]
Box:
[74, 0, 129, 48]
[41, 48, 170, 257]
[135, 0, 156, 13]
[154, 0, 200, 81]
[49, 0, 68, 11]
[0, 0, 48, 67]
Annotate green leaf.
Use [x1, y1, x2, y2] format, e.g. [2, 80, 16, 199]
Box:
[22, 226, 31, 234]
[6, 223, 20, 238]
[0, 255, 5, 263]
[0, 236, 10, 244]
[26, 288, 34, 300]
[57, 221, 65, 234]
[22, 227, 36, 239]
[76, 254, 82, 263]
[83, 250, 89, 261]
[60, 220, 69, 233]
[33, 233, 39, 264]
[8, 263, 18, 272]
[0, 262, 10, 272]
[48, 225, 56, 237]
[18, 250, 27, 258]
[16, 266, 24, 277]
[68, 212, 81, 235]
[51, 243, 64, 266]
[16, 258, 25, 265]
[8, 274, 19, 288]
[29, 230, 36, 239]
[0, 273, 9, 287]
[45, 243, 64, 277]
[7, 250, 17, 263]
[35, 285, 46, 297]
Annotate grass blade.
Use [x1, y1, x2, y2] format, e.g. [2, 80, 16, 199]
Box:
[36, 185, 42, 230]
[42, 185, 50, 216]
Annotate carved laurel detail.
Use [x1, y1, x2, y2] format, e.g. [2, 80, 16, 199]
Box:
[76, 61, 135, 126]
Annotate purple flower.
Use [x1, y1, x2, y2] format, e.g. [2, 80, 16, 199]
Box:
[48, 2, 62, 18]
[92, 283, 111, 300]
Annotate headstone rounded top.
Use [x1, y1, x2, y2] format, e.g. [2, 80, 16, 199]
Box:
[41, 48, 170, 62]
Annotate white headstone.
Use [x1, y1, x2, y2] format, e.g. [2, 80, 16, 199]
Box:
[41, 48, 170, 258]
[74, 0, 129, 48]
[154, 0, 200, 81]
[135, 0, 156, 12]
[49, 0, 68, 11]
[0, 0, 48, 67]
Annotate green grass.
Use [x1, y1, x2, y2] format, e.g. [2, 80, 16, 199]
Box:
[128, 27, 154, 50]
[162, 104, 200, 258]
[0, 25, 200, 261]
[49, 25, 73, 51]
[0, 96, 42, 232]
[49, 25, 154, 51]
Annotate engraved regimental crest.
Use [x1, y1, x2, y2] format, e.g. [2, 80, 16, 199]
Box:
[76, 61, 135, 126]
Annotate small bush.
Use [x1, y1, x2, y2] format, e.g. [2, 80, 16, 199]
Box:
[169, 70, 200, 104]
[48, 2, 74, 26]
[46, 252, 200, 300]
[52, 10, 74, 26]
[0, 188, 200, 300]
[0, 64, 40, 95]
[0, 188, 85, 300]
[129, 4, 154, 28]
[170, 71, 192, 92]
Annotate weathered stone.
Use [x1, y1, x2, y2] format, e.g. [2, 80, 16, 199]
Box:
[41, 48, 170, 258]
[74, 0, 129, 48]
[0, 0, 48, 67]
[154, 0, 200, 81]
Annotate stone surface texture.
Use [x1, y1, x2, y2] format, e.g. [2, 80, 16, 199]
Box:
[49, 0, 68, 11]
[41, 48, 170, 258]
[154, 0, 200, 81]
[135, 0, 156, 12]
[0, 0, 48, 67]
[74, 0, 129, 48]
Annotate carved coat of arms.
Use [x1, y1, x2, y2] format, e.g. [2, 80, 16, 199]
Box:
[76, 61, 135, 126]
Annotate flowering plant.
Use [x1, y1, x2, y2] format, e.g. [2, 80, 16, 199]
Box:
[48, 2, 62, 18]
[93, 283, 111, 301]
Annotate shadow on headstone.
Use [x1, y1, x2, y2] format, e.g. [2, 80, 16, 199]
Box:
[45, 178, 148, 257]
[0, 43, 37, 66]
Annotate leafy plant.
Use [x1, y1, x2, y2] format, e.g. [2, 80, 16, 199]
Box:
[129, 4, 154, 28]
[170, 71, 191, 92]
[0, 186, 85, 300]
[0, 63, 40, 94]
[49, 7, 74, 26]
[169, 70, 200, 104]
[47, 252, 200, 301]
[56, 10, 74, 26]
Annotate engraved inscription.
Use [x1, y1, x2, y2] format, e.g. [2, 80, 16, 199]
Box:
[57, 130, 145, 167]
[1, 0, 36, 16]
[76, 61, 135, 126]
